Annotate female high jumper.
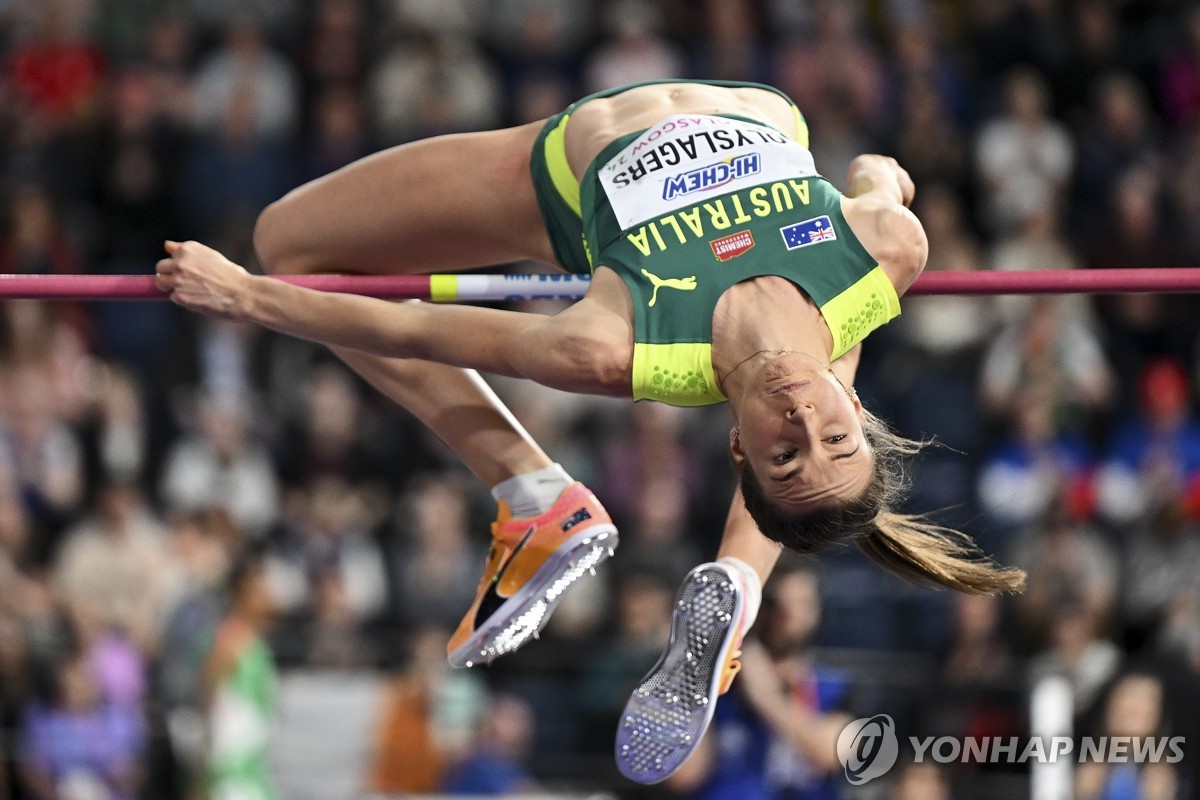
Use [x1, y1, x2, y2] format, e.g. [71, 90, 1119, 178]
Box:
[154, 80, 1026, 783]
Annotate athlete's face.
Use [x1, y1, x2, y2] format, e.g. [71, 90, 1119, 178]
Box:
[730, 352, 873, 512]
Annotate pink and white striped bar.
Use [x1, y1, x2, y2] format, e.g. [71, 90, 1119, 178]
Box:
[1, 268, 1199, 302]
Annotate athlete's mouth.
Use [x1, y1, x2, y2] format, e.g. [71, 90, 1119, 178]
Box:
[770, 380, 812, 395]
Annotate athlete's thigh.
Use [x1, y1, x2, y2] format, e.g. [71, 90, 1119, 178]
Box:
[256, 121, 562, 276]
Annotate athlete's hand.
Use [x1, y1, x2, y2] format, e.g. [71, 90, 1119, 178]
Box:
[156, 240, 258, 321]
[847, 154, 915, 207]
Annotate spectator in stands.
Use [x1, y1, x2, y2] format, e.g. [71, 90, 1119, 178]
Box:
[299, 0, 372, 94]
[18, 645, 146, 800]
[274, 361, 382, 491]
[978, 293, 1114, 421]
[599, 401, 707, 526]
[183, 82, 294, 239]
[975, 67, 1073, 237]
[368, 31, 502, 144]
[576, 570, 675, 753]
[1071, 73, 1161, 243]
[367, 626, 487, 795]
[1055, 1, 1125, 125]
[3, 0, 106, 137]
[1087, 170, 1194, 402]
[80, 365, 150, 491]
[1029, 602, 1121, 719]
[440, 692, 539, 795]
[0, 363, 86, 557]
[190, 17, 299, 142]
[1121, 496, 1200, 649]
[924, 593, 1024, 750]
[582, 0, 686, 93]
[976, 385, 1095, 538]
[161, 389, 280, 539]
[1076, 672, 1181, 800]
[773, 3, 884, 134]
[1009, 504, 1119, 642]
[1097, 358, 1200, 525]
[54, 476, 169, 653]
[389, 474, 480, 633]
[203, 550, 279, 800]
[890, 80, 969, 196]
[1160, 6, 1200, 129]
[157, 511, 236, 785]
[485, 0, 592, 85]
[298, 83, 372, 184]
[141, 16, 195, 129]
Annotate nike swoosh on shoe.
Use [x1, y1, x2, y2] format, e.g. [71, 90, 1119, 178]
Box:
[473, 523, 537, 630]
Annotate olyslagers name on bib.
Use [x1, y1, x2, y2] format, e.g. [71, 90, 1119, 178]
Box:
[599, 114, 818, 231]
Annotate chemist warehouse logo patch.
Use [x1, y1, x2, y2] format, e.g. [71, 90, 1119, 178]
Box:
[781, 215, 837, 250]
[710, 230, 755, 261]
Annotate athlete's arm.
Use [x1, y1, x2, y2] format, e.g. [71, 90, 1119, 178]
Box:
[156, 240, 632, 396]
[842, 155, 928, 297]
[716, 485, 783, 581]
[846, 153, 914, 206]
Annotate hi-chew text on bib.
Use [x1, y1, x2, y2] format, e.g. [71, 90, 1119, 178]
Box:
[598, 115, 818, 230]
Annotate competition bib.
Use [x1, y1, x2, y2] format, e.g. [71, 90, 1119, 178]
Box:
[598, 114, 818, 230]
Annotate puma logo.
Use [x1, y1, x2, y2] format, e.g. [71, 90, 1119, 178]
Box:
[641, 269, 697, 307]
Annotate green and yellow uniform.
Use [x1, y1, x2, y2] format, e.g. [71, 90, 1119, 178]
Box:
[530, 81, 900, 407]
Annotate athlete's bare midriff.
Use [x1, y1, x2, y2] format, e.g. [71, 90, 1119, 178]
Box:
[563, 83, 800, 181]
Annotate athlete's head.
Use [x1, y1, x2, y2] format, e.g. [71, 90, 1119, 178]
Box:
[727, 351, 872, 515]
[727, 352, 1025, 596]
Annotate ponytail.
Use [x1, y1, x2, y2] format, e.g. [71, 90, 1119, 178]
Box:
[857, 511, 1026, 595]
[739, 408, 1026, 596]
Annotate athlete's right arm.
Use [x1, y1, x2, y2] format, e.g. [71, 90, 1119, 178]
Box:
[843, 155, 928, 297]
[156, 240, 633, 396]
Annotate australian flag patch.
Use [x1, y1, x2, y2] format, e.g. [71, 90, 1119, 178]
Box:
[780, 215, 838, 251]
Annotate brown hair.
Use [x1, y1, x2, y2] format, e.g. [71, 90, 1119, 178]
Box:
[739, 409, 1026, 596]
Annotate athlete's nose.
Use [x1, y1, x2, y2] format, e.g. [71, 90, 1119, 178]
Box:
[784, 400, 815, 421]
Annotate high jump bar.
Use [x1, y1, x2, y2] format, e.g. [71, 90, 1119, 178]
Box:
[1, 268, 1200, 301]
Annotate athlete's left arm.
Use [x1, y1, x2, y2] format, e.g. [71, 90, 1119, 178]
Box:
[715, 484, 783, 586]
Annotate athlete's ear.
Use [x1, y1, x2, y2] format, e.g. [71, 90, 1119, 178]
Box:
[729, 426, 746, 466]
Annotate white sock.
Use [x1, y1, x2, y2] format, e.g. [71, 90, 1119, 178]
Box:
[717, 556, 762, 628]
[490, 463, 574, 518]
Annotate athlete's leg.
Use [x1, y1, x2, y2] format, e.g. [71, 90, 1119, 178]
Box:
[254, 122, 557, 486]
[255, 122, 558, 274]
[252, 121, 616, 666]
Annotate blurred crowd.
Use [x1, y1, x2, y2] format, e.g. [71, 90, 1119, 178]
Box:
[1, 0, 1200, 798]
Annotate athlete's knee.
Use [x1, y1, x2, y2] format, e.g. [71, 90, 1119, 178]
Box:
[254, 197, 304, 276]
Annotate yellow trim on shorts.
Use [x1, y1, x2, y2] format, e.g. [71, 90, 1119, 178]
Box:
[792, 106, 809, 148]
[544, 114, 582, 217]
[820, 266, 901, 361]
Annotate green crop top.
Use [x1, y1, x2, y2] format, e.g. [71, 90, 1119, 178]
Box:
[578, 114, 900, 407]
